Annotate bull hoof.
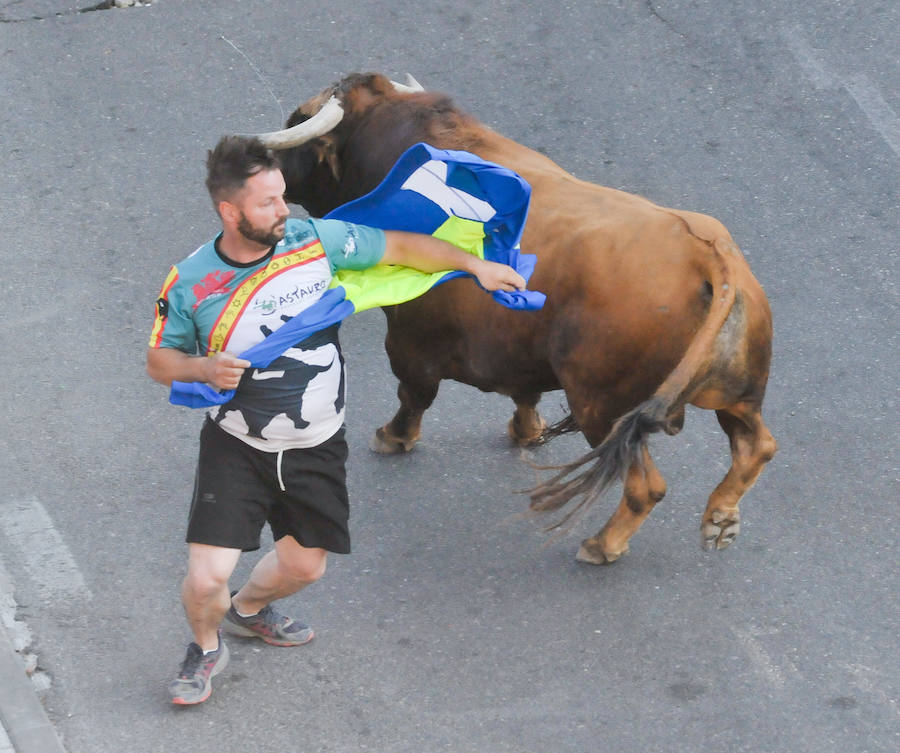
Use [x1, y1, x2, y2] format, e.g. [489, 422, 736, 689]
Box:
[701, 509, 741, 551]
[507, 417, 548, 448]
[575, 540, 628, 565]
[370, 426, 418, 454]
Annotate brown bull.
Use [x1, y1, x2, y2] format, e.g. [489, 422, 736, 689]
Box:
[255, 72, 777, 564]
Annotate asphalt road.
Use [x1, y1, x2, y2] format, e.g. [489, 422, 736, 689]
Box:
[0, 1, 897, 752]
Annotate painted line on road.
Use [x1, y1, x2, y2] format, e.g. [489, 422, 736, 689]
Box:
[837, 661, 900, 718]
[0, 721, 13, 753]
[781, 29, 837, 90]
[0, 499, 93, 602]
[727, 623, 796, 690]
[843, 74, 900, 158]
[782, 27, 900, 159]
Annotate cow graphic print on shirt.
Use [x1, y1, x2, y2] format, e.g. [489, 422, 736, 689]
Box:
[211, 322, 346, 441]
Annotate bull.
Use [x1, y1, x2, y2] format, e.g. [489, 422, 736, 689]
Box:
[253, 72, 777, 565]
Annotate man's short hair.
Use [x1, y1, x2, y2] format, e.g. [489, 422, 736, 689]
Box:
[205, 136, 279, 205]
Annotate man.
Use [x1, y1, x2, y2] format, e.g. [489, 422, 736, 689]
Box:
[147, 136, 525, 705]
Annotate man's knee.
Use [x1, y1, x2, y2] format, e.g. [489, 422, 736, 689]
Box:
[183, 569, 228, 600]
[286, 552, 327, 584]
[278, 540, 327, 584]
[184, 544, 240, 598]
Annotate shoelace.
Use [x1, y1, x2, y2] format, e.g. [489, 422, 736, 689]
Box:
[177, 644, 204, 678]
[254, 604, 302, 633]
[255, 605, 281, 626]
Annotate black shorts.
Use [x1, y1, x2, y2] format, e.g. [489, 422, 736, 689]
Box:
[187, 419, 350, 553]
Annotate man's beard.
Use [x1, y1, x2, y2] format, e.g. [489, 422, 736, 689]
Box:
[237, 213, 286, 248]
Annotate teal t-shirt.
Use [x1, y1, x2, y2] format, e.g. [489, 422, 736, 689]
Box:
[149, 218, 385, 450]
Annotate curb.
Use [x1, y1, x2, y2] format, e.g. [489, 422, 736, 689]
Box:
[0, 623, 66, 753]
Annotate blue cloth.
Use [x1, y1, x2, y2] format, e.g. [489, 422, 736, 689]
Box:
[325, 143, 545, 311]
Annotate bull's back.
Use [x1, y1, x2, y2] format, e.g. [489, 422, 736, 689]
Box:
[415, 126, 769, 404]
[504, 151, 768, 400]
[480, 135, 767, 337]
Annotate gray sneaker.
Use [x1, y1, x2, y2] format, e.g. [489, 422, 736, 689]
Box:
[223, 597, 314, 647]
[169, 634, 229, 705]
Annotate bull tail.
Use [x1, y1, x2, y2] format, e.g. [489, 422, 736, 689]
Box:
[529, 236, 738, 531]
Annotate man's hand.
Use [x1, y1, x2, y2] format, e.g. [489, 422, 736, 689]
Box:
[470, 258, 527, 292]
[202, 352, 251, 391]
[146, 347, 250, 389]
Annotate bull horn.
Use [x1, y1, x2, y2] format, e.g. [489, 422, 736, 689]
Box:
[254, 96, 344, 150]
[390, 73, 425, 93]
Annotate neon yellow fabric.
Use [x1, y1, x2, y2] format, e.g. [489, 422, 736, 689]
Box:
[329, 216, 486, 312]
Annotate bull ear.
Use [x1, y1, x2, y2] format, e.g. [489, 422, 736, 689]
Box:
[315, 133, 341, 182]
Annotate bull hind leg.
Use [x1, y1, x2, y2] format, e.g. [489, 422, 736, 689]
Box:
[371, 379, 439, 454]
[701, 402, 777, 550]
[576, 445, 667, 565]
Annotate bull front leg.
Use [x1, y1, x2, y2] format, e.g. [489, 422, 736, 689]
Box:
[507, 392, 547, 447]
[370, 379, 439, 454]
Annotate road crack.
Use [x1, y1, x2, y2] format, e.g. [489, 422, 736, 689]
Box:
[646, 0, 686, 37]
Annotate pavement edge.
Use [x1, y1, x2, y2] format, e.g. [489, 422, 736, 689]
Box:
[0, 623, 66, 753]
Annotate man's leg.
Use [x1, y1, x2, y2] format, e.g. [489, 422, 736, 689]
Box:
[183, 543, 242, 651]
[170, 544, 241, 704]
[224, 430, 348, 645]
[222, 536, 323, 646]
[232, 535, 326, 614]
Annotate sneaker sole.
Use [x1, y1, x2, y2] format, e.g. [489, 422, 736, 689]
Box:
[171, 643, 230, 706]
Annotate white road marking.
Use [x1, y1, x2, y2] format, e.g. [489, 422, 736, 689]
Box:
[0, 721, 13, 753]
[728, 624, 792, 689]
[782, 27, 900, 158]
[781, 28, 837, 90]
[843, 74, 900, 157]
[0, 498, 93, 601]
[837, 661, 900, 717]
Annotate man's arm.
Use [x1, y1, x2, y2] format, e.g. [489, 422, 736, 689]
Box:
[146, 347, 250, 390]
[380, 231, 526, 292]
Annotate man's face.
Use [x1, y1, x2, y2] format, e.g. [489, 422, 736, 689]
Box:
[230, 168, 290, 247]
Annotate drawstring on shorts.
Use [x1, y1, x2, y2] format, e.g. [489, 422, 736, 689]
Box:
[276, 449, 286, 492]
